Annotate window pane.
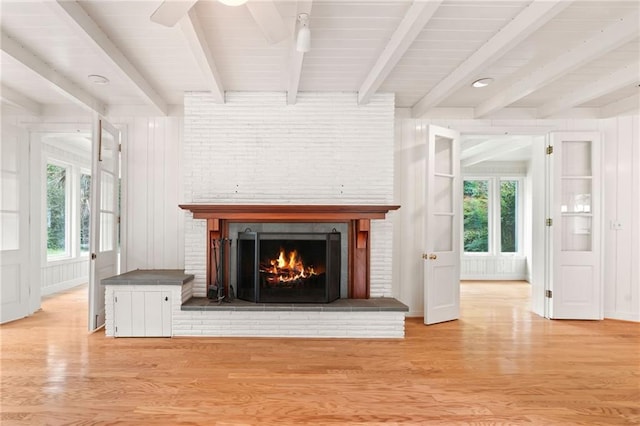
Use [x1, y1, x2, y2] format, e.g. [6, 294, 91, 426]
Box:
[463, 180, 488, 252]
[47, 164, 67, 256]
[500, 180, 518, 253]
[80, 173, 91, 254]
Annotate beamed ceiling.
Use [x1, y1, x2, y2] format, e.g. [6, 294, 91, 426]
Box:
[1, 0, 638, 119]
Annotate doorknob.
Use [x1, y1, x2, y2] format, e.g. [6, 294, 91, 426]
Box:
[422, 253, 437, 260]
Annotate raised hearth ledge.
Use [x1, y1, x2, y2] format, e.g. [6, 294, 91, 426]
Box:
[182, 297, 409, 312]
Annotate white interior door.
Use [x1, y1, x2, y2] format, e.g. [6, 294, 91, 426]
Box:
[547, 132, 602, 319]
[1, 124, 31, 323]
[423, 125, 461, 325]
[89, 118, 120, 331]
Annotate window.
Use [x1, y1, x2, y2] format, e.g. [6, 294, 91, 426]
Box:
[80, 173, 91, 254]
[463, 180, 489, 252]
[500, 180, 518, 253]
[47, 163, 68, 257]
[463, 177, 522, 255]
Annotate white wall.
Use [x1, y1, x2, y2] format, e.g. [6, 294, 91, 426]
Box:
[119, 116, 184, 273]
[395, 114, 640, 321]
[601, 115, 640, 321]
[183, 92, 395, 297]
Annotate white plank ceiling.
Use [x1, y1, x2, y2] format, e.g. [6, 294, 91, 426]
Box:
[1, 0, 638, 118]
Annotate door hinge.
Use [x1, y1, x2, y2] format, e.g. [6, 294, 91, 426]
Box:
[546, 145, 553, 155]
[117, 216, 121, 224]
[118, 143, 122, 153]
[545, 290, 553, 298]
[115, 296, 117, 303]
[115, 326, 118, 333]
[91, 253, 97, 260]
[546, 218, 553, 226]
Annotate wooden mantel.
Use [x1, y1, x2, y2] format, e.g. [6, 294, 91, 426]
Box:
[179, 204, 400, 299]
[179, 204, 399, 220]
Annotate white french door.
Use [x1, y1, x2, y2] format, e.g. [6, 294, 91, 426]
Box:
[1, 124, 31, 323]
[547, 132, 602, 319]
[89, 117, 120, 332]
[423, 125, 461, 325]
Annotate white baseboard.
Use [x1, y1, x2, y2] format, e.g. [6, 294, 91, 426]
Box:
[604, 311, 640, 322]
[41, 277, 87, 296]
[460, 274, 528, 281]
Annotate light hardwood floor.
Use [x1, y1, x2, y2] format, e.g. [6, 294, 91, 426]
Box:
[1, 281, 638, 425]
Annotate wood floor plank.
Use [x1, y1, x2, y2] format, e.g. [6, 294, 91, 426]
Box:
[1, 281, 638, 425]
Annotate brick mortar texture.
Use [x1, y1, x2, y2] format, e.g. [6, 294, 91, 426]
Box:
[184, 92, 395, 297]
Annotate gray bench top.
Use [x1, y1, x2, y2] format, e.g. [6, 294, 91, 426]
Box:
[101, 269, 194, 286]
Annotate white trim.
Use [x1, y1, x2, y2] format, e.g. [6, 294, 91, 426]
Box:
[41, 277, 87, 297]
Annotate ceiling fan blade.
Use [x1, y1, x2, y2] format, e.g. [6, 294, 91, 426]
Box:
[151, 0, 198, 27]
[246, 0, 289, 44]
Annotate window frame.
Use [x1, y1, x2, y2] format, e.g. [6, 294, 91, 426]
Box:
[463, 175, 524, 257]
[45, 159, 72, 261]
[44, 156, 92, 264]
[79, 169, 92, 257]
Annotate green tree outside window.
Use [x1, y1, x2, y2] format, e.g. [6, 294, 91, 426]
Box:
[47, 164, 67, 256]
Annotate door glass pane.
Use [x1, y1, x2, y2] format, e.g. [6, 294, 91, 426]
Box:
[100, 128, 115, 172]
[47, 163, 67, 257]
[433, 215, 452, 252]
[80, 173, 91, 254]
[434, 136, 452, 175]
[463, 180, 488, 253]
[100, 212, 114, 252]
[1, 212, 19, 250]
[561, 216, 591, 251]
[434, 175, 453, 214]
[561, 179, 591, 213]
[562, 141, 591, 176]
[1, 172, 18, 211]
[500, 180, 517, 253]
[101, 171, 114, 212]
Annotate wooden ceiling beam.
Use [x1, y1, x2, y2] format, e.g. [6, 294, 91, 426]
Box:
[475, 12, 639, 118]
[49, 0, 168, 116]
[411, 0, 570, 118]
[600, 94, 640, 118]
[150, 0, 198, 27]
[358, 0, 442, 105]
[1, 84, 43, 115]
[0, 32, 106, 116]
[287, 0, 313, 105]
[462, 138, 531, 168]
[537, 63, 639, 118]
[179, 8, 225, 103]
[246, 1, 289, 45]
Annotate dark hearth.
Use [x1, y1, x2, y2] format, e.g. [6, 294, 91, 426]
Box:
[237, 232, 340, 303]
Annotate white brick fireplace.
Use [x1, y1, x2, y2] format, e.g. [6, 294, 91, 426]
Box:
[183, 92, 395, 298]
[179, 92, 404, 338]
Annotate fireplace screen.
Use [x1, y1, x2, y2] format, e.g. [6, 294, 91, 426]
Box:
[237, 231, 340, 303]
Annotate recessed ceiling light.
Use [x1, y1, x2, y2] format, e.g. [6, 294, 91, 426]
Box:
[88, 74, 109, 85]
[472, 78, 494, 88]
[218, 0, 248, 6]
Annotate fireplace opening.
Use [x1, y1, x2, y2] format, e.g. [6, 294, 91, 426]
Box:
[237, 231, 340, 303]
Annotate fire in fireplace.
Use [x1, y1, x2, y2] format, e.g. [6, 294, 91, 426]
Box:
[237, 231, 340, 303]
